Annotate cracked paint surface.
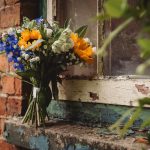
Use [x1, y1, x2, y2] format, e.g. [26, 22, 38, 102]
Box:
[135, 84, 150, 95]
[48, 100, 149, 127]
[29, 135, 49, 150]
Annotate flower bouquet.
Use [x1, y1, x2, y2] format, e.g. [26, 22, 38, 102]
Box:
[0, 17, 96, 126]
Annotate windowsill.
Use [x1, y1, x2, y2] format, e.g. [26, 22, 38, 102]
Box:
[58, 76, 150, 107]
[3, 118, 149, 150]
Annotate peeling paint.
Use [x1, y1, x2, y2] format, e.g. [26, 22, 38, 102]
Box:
[135, 84, 150, 95]
[4, 120, 150, 150]
[47, 100, 150, 127]
[58, 79, 150, 106]
[16, 127, 24, 136]
[29, 135, 49, 150]
[66, 144, 93, 150]
[89, 92, 99, 101]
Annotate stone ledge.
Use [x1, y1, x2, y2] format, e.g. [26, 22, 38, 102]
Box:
[3, 119, 150, 150]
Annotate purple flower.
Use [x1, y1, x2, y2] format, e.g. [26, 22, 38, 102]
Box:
[35, 17, 44, 24]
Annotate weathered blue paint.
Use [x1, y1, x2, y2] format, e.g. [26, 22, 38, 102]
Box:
[29, 135, 49, 150]
[16, 126, 24, 136]
[66, 144, 93, 150]
[47, 100, 150, 127]
[4, 120, 150, 150]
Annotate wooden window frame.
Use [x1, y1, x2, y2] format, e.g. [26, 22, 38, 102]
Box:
[47, 0, 150, 107]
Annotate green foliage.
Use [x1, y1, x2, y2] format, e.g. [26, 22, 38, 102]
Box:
[0, 51, 5, 54]
[137, 38, 150, 58]
[110, 98, 150, 139]
[97, 0, 150, 139]
[75, 25, 88, 38]
[64, 19, 71, 28]
[22, 17, 37, 29]
[104, 0, 128, 18]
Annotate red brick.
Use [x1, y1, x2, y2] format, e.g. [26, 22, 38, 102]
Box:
[5, 0, 20, 6]
[0, 0, 5, 8]
[0, 54, 9, 72]
[0, 97, 7, 115]
[1, 76, 15, 94]
[0, 3, 20, 28]
[0, 116, 6, 135]
[6, 96, 22, 115]
[0, 139, 18, 150]
[15, 78, 22, 96]
[9, 62, 15, 72]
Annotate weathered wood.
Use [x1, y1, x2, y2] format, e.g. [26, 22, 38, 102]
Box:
[47, 100, 149, 127]
[47, 0, 56, 22]
[39, 0, 47, 18]
[4, 119, 150, 150]
[58, 77, 150, 107]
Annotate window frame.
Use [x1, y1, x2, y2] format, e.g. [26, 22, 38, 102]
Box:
[46, 0, 150, 107]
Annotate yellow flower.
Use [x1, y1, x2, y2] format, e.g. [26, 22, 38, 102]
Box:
[18, 29, 42, 51]
[21, 29, 30, 41]
[70, 33, 94, 63]
[18, 38, 28, 49]
[30, 30, 42, 40]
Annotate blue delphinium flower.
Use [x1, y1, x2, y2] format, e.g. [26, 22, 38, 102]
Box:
[0, 33, 24, 71]
[0, 42, 5, 52]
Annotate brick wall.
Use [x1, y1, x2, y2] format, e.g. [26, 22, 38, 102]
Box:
[0, 0, 39, 149]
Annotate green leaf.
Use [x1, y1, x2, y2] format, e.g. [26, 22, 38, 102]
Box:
[75, 25, 88, 38]
[23, 17, 30, 24]
[104, 0, 128, 18]
[141, 118, 150, 128]
[96, 13, 110, 21]
[0, 51, 5, 54]
[28, 20, 37, 29]
[138, 38, 150, 51]
[120, 108, 142, 137]
[16, 70, 36, 78]
[53, 30, 62, 40]
[26, 39, 44, 50]
[138, 97, 150, 107]
[64, 19, 71, 28]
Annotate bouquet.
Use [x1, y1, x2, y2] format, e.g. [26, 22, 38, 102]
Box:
[0, 17, 96, 126]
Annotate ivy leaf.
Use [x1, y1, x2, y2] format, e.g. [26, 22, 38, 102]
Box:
[104, 0, 128, 18]
[75, 25, 88, 38]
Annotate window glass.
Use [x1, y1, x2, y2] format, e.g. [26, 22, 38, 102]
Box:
[56, 0, 98, 77]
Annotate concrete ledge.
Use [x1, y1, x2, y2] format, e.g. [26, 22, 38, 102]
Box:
[3, 119, 150, 150]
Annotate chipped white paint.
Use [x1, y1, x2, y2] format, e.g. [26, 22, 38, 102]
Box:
[58, 78, 150, 107]
[47, 0, 56, 23]
[46, 1, 150, 107]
